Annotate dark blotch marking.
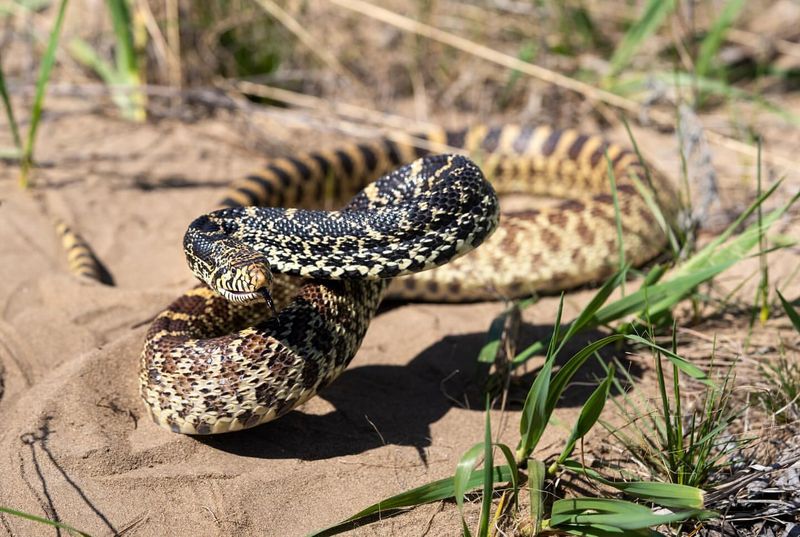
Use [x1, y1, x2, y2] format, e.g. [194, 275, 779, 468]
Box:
[540, 228, 561, 252]
[382, 138, 402, 165]
[244, 412, 263, 429]
[576, 220, 595, 246]
[335, 149, 355, 177]
[426, 281, 439, 295]
[221, 185, 260, 208]
[541, 130, 562, 157]
[245, 174, 280, 205]
[589, 144, 608, 168]
[196, 422, 211, 435]
[612, 149, 631, 167]
[446, 128, 468, 149]
[559, 200, 586, 212]
[286, 157, 313, 182]
[481, 127, 503, 153]
[616, 184, 637, 195]
[301, 354, 321, 390]
[638, 207, 655, 226]
[267, 164, 293, 188]
[358, 144, 378, 174]
[568, 134, 588, 160]
[594, 193, 614, 205]
[508, 208, 541, 219]
[311, 153, 332, 178]
[547, 211, 567, 226]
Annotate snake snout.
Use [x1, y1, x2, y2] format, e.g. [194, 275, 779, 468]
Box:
[208, 247, 276, 305]
[247, 263, 271, 291]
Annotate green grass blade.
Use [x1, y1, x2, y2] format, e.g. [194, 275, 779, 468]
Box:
[307, 466, 514, 537]
[0, 506, 92, 536]
[518, 334, 630, 466]
[20, 0, 69, 188]
[547, 335, 627, 417]
[516, 356, 554, 462]
[455, 442, 483, 537]
[557, 268, 628, 353]
[777, 290, 800, 333]
[551, 498, 714, 529]
[528, 458, 546, 535]
[517, 295, 565, 462]
[625, 335, 709, 383]
[557, 524, 659, 537]
[68, 38, 121, 84]
[105, 0, 145, 120]
[492, 444, 519, 502]
[105, 0, 136, 74]
[695, 0, 746, 79]
[609, 0, 676, 76]
[478, 401, 493, 537]
[606, 151, 626, 284]
[516, 269, 626, 366]
[621, 117, 680, 255]
[593, 261, 733, 325]
[561, 461, 705, 509]
[555, 364, 615, 467]
[0, 57, 22, 155]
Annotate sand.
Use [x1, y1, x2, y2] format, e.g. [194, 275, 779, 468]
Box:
[0, 102, 798, 536]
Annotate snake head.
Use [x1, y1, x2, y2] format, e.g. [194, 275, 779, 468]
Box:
[184, 232, 276, 311]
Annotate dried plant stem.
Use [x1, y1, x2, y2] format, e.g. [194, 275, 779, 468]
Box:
[327, 0, 640, 115]
[165, 0, 182, 88]
[326, 0, 799, 173]
[134, 0, 169, 76]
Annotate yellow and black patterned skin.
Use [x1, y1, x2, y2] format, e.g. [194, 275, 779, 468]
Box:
[55, 220, 106, 282]
[140, 124, 679, 435]
[142, 154, 500, 434]
[184, 155, 499, 302]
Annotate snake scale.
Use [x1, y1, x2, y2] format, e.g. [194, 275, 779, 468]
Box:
[131, 124, 678, 435]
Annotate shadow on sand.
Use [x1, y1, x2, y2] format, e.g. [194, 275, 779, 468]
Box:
[200, 319, 644, 461]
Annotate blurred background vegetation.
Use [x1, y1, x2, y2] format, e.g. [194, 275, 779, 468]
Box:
[2, 0, 800, 186]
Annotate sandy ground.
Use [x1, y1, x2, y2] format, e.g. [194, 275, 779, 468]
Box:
[0, 97, 798, 536]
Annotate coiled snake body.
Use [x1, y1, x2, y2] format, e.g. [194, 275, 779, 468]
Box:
[140, 125, 679, 434]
